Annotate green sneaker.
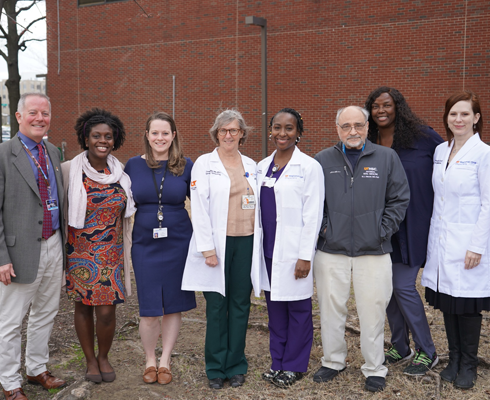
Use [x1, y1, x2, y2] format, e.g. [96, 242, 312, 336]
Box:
[403, 349, 439, 376]
[384, 346, 414, 365]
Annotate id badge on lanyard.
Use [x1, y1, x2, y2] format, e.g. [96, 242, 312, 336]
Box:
[242, 186, 255, 209]
[262, 177, 276, 188]
[153, 164, 169, 239]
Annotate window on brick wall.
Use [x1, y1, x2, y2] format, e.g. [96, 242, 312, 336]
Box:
[79, 0, 128, 5]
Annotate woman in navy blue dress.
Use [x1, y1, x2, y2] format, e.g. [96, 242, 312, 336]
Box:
[365, 87, 443, 376]
[125, 112, 196, 385]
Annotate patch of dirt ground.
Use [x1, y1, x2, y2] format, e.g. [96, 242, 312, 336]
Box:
[10, 273, 490, 400]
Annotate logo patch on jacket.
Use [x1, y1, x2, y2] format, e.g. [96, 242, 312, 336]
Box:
[362, 167, 379, 179]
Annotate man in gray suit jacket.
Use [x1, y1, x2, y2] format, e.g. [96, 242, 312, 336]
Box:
[0, 93, 66, 400]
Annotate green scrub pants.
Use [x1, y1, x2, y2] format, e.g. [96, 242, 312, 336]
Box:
[203, 235, 253, 379]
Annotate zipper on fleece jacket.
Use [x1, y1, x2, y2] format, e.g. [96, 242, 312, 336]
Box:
[337, 145, 371, 255]
[344, 166, 348, 193]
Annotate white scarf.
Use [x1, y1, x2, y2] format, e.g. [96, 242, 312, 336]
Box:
[68, 151, 136, 228]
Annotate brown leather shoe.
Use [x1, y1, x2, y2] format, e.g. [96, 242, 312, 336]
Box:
[2, 388, 28, 400]
[26, 370, 67, 390]
[157, 367, 172, 385]
[143, 366, 157, 384]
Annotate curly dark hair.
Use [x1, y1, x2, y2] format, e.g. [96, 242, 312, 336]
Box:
[74, 108, 126, 151]
[365, 87, 425, 150]
[269, 108, 304, 136]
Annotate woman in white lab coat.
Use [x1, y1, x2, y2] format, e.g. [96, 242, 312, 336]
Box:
[251, 108, 324, 387]
[421, 91, 490, 389]
[182, 109, 257, 390]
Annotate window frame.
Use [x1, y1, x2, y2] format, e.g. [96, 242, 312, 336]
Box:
[78, 0, 129, 7]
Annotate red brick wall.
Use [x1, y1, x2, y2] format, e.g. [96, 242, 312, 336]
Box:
[46, 0, 490, 163]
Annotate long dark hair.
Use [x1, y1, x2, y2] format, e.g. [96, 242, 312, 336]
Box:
[365, 87, 425, 150]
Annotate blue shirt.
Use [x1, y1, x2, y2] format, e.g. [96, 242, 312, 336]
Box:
[18, 131, 60, 230]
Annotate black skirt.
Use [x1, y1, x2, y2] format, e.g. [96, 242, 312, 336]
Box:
[425, 287, 490, 315]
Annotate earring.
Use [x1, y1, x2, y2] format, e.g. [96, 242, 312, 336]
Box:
[269, 133, 272, 140]
[296, 136, 301, 143]
[474, 124, 476, 130]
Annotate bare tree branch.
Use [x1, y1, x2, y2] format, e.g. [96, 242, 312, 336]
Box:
[0, 48, 7, 62]
[0, 23, 7, 38]
[22, 38, 45, 44]
[18, 15, 45, 39]
[19, 37, 45, 51]
[16, 0, 39, 15]
[2, 11, 34, 34]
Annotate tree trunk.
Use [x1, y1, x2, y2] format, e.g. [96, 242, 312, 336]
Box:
[4, 0, 20, 137]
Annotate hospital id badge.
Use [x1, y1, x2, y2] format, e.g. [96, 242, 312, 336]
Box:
[262, 177, 276, 188]
[242, 195, 255, 210]
[46, 199, 59, 211]
[153, 227, 168, 239]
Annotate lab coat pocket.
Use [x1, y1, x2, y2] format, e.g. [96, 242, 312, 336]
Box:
[281, 226, 302, 261]
[444, 222, 474, 267]
[459, 196, 481, 225]
[281, 178, 304, 209]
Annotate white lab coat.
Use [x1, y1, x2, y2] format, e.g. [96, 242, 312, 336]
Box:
[421, 133, 490, 298]
[251, 147, 324, 301]
[181, 148, 257, 296]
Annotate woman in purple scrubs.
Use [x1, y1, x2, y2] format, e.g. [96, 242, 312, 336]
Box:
[251, 108, 324, 387]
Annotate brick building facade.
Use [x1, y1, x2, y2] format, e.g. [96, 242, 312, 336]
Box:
[46, 0, 490, 162]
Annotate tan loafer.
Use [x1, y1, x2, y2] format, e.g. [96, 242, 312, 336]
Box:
[2, 388, 28, 400]
[143, 366, 157, 384]
[26, 370, 66, 390]
[157, 367, 172, 385]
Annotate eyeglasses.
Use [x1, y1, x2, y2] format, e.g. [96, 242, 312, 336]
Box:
[218, 128, 241, 136]
[337, 123, 367, 133]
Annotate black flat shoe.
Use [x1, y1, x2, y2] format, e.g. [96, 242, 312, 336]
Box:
[229, 374, 245, 388]
[208, 377, 224, 389]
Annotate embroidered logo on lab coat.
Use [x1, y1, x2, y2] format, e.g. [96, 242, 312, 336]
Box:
[206, 170, 222, 176]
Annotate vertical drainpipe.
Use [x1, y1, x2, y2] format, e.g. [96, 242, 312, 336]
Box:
[172, 75, 175, 119]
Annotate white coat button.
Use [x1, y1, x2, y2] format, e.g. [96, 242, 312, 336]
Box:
[441, 196, 444, 201]
[439, 216, 442, 220]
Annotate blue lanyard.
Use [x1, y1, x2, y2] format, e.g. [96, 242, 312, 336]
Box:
[19, 137, 51, 188]
[342, 142, 365, 153]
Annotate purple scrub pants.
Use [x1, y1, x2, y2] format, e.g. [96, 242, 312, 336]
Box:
[264, 257, 313, 372]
